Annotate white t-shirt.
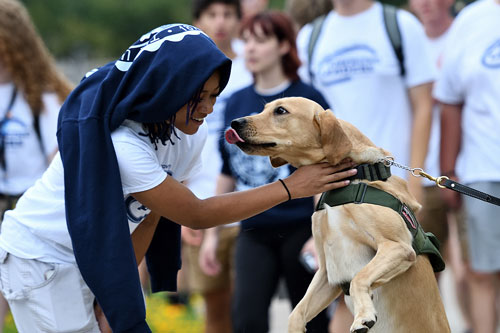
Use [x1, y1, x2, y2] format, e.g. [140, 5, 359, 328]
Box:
[297, 2, 435, 178]
[423, 30, 451, 184]
[186, 54, 252, 199]
[433, 0, 500, 184]
[0, 82, 61, 195]
[0, 120, 207, 263]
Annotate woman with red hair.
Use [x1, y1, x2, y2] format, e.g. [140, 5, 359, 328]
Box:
[204, 10, 333, 333]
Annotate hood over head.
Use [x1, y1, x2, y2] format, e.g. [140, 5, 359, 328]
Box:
[57, 24, 231, 333]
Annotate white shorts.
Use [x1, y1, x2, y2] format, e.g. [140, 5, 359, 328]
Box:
[0, 248, 100, 333]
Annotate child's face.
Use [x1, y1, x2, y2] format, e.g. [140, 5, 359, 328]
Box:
[174, 71, 221, 135]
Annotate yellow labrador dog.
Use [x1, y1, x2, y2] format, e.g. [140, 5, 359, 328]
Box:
[225, 97, 450, 333]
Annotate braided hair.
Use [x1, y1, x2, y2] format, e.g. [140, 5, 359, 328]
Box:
[140, 85, 204, 149]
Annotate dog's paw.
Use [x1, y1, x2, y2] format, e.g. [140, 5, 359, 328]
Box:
[350, 314, 377, 333]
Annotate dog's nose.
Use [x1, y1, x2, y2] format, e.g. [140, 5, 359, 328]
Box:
[231, 117, 247, 131]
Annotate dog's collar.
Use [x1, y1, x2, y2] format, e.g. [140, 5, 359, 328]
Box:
[347, 162, 391, 182]
[315, 183, 445, 274]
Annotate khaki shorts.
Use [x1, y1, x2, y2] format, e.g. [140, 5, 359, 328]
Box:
[419, 186, 469, 262]
[453, 207, 469, 262]
[182, 225, 239, 294]
[419, 186, 449, 247]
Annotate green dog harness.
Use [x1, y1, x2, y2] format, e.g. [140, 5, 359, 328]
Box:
[316, 183, 445, 274]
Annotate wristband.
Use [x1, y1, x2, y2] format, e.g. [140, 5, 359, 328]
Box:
[278, 179, 292, 201]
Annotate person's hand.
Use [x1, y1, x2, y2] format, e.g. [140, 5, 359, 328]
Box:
[284, 161, 357, 199]
[94, 303, 112, 333]
[301, 237, 317, 256]
[198, 229, 221, 276]
[300, 237, 319, 272]
[181, 226, 203, 246]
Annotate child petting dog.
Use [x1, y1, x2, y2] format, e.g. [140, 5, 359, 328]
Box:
[0, 24, 355, 333]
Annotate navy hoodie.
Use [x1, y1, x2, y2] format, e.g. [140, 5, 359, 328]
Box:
[56, 24, 231, 332]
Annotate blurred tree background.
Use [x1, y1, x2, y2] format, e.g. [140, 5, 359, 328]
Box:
[22, 0, 286, 59]
[23, 0, 474, 82]
[22, 0, 408, 60]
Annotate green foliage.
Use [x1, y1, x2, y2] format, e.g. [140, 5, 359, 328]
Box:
[22, 0, 193, 58]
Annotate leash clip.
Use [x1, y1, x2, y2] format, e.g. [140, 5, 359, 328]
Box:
[435, 176, 450, 189]
[416, 170, 449, 189]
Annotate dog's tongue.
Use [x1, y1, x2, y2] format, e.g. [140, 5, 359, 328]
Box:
[225, 128, 245, 144]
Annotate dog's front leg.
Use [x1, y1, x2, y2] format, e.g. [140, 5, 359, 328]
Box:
[349, 240, 415, 333]
[288, 268, 341, 333]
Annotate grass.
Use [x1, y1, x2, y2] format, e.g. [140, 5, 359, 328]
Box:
[4, 293, 205, 332]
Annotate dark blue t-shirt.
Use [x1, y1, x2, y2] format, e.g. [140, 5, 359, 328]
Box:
[220, 80, 330, 230]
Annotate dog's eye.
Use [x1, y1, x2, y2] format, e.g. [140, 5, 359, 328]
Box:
[274, 106, 289, 115]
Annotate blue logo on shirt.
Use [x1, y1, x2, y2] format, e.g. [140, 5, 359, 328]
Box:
[0, 117, 29, 148]
[226, 141, 288, 189]
[161, 164, 173, 176]
[317, 45, 380, 85]
[482, 39, 500, 68]
[125, 196, 151, 223]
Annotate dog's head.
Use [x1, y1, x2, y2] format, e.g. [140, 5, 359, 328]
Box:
[225, 97, 355, 168]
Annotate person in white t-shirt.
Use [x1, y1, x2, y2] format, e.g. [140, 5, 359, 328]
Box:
[0, 0, 73, 331]
[434, 0, 500, 331]
[0, 23, 356, 333]
[296, 0, 435, 330]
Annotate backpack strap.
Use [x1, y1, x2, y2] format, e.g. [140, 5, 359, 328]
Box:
[307, 14, 327, 84]
[33, 113, 47, 164]
[0, 88, 18, 171]
[382, 4, 405, 76]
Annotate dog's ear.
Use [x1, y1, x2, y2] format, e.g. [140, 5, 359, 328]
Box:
[315, 110, 352, 165]
[270, 156, 288, 168]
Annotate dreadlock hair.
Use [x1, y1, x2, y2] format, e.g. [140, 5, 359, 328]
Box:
[140, 85, 204, 149]
[0, 0, 74, 114]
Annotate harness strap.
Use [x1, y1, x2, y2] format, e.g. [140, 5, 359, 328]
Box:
[316, 184, 445, 275]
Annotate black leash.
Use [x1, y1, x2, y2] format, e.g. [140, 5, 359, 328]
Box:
[379, 156, 500, 207]
[437, 177, 500, 206]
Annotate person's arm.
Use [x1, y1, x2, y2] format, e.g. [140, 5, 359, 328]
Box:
[131, 212, 160, 264]
[439, 102, 463, 209]
[199, 173, 236, 276]
[132, 161, 356, 229]
[407, 82, 433, 203]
